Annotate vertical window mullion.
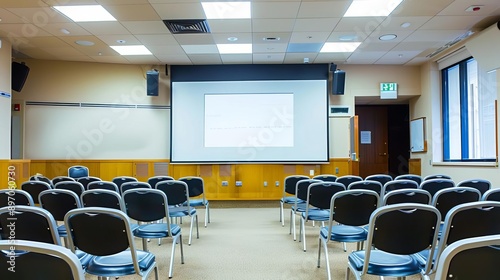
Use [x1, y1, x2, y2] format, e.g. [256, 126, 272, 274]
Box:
[442, 70, 450, 160]
[459, 61, 469, 159]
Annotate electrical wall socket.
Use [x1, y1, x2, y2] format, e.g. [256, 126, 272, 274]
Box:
[275, 181, 280, 187]
[236, 181, 242, 187]
[335, 167, 339, 174]
[222, 181, 228, 186]
[263, 181, 268, 187]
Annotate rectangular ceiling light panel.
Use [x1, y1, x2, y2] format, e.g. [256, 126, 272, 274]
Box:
[344, 0, 404, 17]
[53, 5, 116, 22]
[202, 2, 251, 19]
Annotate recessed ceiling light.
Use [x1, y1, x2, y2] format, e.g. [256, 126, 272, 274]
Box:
[60, 28, 70, 34]
[202, 2, 251, 19]
[75, 40, 95, 46]
[344, 0, 404, 17]
[263, 37, 280, 41]
[116, 40, 126, 44]
[379, 34, 397, 41]
[53, 5, 116, 22]
[216, 44, 252, 54]
[400, 22, 411, 28]
[339, 34, 358, 41]
[110, 45, 152, 55]
[320, 42, 361, 53]
[227, 37, 238, 42]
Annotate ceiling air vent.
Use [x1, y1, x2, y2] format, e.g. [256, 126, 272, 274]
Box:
[163, 19, 211, 34]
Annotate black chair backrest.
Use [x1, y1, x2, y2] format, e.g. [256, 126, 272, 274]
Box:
[330, 189, 379, 226]
[112, 176, 138, 193]
[87, 181, 119, 192]
[65, 208, 134, 257]
[348, 180, 383, 195]
[52, 176, 75, 185]
[21, 181, 52, 204]
[370, 204, 441, 256]
[482, 188, 500, 202]
[77, 176, 102, 189]
[179, 176, 204, 197]
[0, 189, 34, 207]
[0, 240, 84, 280]
[54, 181, 85, 197]
[312, 174, 337, 182]
[335, 175, 363, 188]
[122, 189, 169, 222]
[81, 189, 124, 211]
[424, 174, 452, 181]
[382, 189, 432, 206]
[30, 175, 54, 187]
[0, 206, 60, 244]
[382, 179, 418, 195]
[39, 189, 82, 221]
[296, 179, 322, 201]
[441, 201, 500, 247]
[365, 174, 392, 186]
[307, 182, 345, 210]
[434, 235, 500, 280]
[284, 175, 309, 195]
[457, 179, 491, 196]
[419, 178, 455, 198]
[120, 181, 151, 194]
[156, 180, 189, 206]
[432, 187, 482, 222]
[394, 174, 422, 185]
[147, 176, 174, 188]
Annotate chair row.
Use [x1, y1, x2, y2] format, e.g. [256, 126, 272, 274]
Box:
[316, 193, 500, 280]
[284, 177, 497, 253]
[21, 175, 210, 228]
[0, 189, 188, 278]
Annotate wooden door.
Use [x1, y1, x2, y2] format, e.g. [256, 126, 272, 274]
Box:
[356, 106, 389, 178]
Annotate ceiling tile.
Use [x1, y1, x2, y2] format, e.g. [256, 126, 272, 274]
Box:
[151, 3, 205, 19]
[97, 34, 141, 45]
[220, 54, 253, 64]
[7, 7, 72, 23]
[39, 22, 92, 36]
[181, 44, 218, 54]
[207, 19, 252, 33]
[0, 8, 24, 23]
[252, 19, 295, 33]
[253, 42, 289, 53]
[187, 54, 222, 65]
[173, 34, 214, 45]
[103, 4, 161, 21]
[155, 54, 192, 64]
[121, 21, 170, 35]
[212, 33, 252, 44]
[392, 0, 455, 16]
[252, 2, 300, 19]
[135, 34, 178, 45]
[293, 18, 342, 32]
[289, 31, 331, 43]
[297, 1, 351, 18]
[252, 53, 286, 63]
[77, 22, 131, 35]
[419, 15, 485, 30]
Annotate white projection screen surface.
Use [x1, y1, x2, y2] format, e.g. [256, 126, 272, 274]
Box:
[170, 64, 329, 163]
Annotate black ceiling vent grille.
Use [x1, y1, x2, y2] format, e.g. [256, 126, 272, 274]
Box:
[163, 19, 211, 34]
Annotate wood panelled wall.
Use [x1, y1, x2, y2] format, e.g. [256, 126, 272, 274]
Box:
[0, 158, 360, 200]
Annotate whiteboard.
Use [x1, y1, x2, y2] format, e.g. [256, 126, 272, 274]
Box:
[410, 117, 425, 153]
[25, 104, 170, 159]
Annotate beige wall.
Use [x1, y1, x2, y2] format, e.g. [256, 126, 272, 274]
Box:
[0, 40, 12, 159]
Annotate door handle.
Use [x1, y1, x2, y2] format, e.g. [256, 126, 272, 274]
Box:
[379, 153, 387, 156]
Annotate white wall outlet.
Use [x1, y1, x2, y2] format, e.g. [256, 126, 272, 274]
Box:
[236, 181, 242, 187]
[263, 181, 268, 187]
[222, 181, 228, 186]
[309, 169, 314, 176]
[275, 181, 280, 187]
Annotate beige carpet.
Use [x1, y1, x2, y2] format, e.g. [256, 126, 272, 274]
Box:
[85, 204, 422, 280]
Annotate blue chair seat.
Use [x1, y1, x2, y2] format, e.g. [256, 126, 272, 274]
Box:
[168, 206, 196, 218]
[86, 250, 156, 277]
[282, 197, 305, 204]
[133, 223, 181, 239]
[57, 224, 67, 237]
[302, 209, 330, 221]
[349, 250, 422, 277]
[320, 225, 368, 243]
[75, 250, 93, 269]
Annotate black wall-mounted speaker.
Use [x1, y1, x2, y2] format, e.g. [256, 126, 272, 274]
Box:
[332, 70, 345, 95]
[146, 70, 159, 96]
[12, 62, 30, 92]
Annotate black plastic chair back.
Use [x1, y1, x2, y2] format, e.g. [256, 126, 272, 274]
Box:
[179, 176, 204, 197]
[156, 180, 189, 206]
[52, 176, 75, 185]
[395, 174, 422, 185]
[382, 179, 418, 195]
[284, 175, 309, 195]
[120, 181, 151, 194]
[77, 176, 102, 189]
[365, 174, 392, 186]
[55, 181, 85, 197]
[0, 206, 59, 244]
[112, 176, 138, 193]
[383, 189, 432, 206]
[147, 176, 174, 188]
[312, 174, 338, 182]
[420, 178, 455, 198]
[21, 181, 52, 204]
[87, 181, 119, 192]
[457, 179, 491, 196]
[433, 187, 481, 222]
[81, 189, 124, 211]
[308, 182, 345, 209]
[123, 189, 168, 222]
[39, 189, 81, 221]
[0, 189, 34, 207]
[296, 179, 322, 201]
[335, 175, 363, 188]
[331, 190, 379, 226]
[30, 175, 53, 187]
[348, 180, 383, 195]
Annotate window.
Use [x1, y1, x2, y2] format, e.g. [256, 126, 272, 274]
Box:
[442, 57, 497, 162]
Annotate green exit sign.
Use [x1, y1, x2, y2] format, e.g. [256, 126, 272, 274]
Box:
[380, 82, 398, 99]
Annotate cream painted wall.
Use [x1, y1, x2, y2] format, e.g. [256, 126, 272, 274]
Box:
[0, 40, 12, 159]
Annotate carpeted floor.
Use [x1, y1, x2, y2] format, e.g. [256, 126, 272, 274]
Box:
[84, 205, 422, 280]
